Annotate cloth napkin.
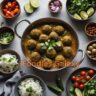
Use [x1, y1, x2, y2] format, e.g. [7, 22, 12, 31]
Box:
[0, 70, 26, 96]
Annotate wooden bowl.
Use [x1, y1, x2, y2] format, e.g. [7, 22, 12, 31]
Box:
[0, 0, 21, 20]
[0, 49, 21, 76]
[14, 75, 46, 96]
[85, 22, 96, 37]
[0, 26, 15, 45]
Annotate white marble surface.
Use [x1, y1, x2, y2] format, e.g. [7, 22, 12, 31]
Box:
[0, 0, 96, 96]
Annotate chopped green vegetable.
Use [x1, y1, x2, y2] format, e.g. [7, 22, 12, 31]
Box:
[0, 32, 14, 44]
[67, 0, 96, 20]
[24, 3, 34, 14]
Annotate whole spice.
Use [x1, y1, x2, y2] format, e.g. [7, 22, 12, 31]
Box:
[86, 23, 96, 36]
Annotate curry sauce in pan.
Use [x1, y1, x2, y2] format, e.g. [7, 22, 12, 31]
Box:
[22, 24, 77, 70]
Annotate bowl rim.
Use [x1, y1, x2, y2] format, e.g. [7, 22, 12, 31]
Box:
[86, 40, 96, 61]
[0, 26, 15, 45]
[66, 0, 96, 21]
[66, 67, 96, 96]
[14, 75, 46, 96]
[0, 49, 21, 75]
[85, 22, 96, 37]
[0, 0, 21, 19]
[48, 0, 62, 13]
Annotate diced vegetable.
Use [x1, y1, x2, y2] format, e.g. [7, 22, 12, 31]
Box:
[80, 11, 88, 20]
[0, 32, 14, 44]
[30, 0, 40, 8]
[24, 3, 33, 14]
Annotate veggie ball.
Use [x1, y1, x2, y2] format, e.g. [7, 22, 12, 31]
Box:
[27, 39, 37, 50]
[54, 41, 63, 52]
[42, 58, 53, 69]
[36, 43, 46, 54]
[49, 31, 59, 40]
[63, 47, 73, 58]
[39, 34, 49, 42]
[30, 29, 42, 40]
[55, 55, 65, 61]
[46, 48, 57, 59]
[42, 25, 52, 34]
[62, 35, 72, 46]
[53, 25, 64, 35]
[30, 52, 41, 62]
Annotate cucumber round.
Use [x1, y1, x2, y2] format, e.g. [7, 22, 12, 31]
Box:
[24, 3, 34, 14]
[30, 0, 40, 8]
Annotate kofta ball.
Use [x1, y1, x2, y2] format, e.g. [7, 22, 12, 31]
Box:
[42, 25, 52, 34]
[27, 39, 37, 50]
[46, 48, 57, 59]
[62, 35, 72, 46]
[39, 34, 48, 42]
[54, 41, 63, 52]
[30, 29, 42, 40]
[36, 43, 46, 54]
[88, 46, 93, 51]
[31, 52, 41, 62]
[49, 31, 59, 40]
[55, 55, 65, 61]
[53, 25, 64, 35]
[42, 58, 53, 69]
[63, 47, 73, 58]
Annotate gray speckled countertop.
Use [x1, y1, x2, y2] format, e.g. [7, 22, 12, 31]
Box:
[0, 0, 96, 96]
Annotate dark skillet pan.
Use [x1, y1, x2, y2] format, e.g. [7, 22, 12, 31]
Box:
[14, 18, 85, 72]
[66, 67, 96, 96]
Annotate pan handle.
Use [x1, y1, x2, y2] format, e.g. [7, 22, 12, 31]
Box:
[68, 49, 85, 68]
[14, 19, 31, 39]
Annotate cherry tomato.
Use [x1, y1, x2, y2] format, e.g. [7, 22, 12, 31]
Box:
[79, 76, 84, 80]
[76, 77, 80, 82]
[81, 71, 86, 76]
[89, 70, 95, 76]
[74, 82, 79, 88]
[71, 76, 76, 81]
[79, 84, 84, 90]
[86, 76, 91, 80]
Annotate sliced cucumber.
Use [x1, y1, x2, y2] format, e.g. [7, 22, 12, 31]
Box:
[80, 11, 88, 20]
[24, 3, 34, 14]
[73, 13, 82, 20]
[30, 0, 40, 8]
[87, 7, 95, 17]
[75, 88, 83, 96]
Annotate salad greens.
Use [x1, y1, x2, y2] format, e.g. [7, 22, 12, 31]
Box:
[83, 79, 96, 96]
[67, 0, 96, 20]
[0, 32, 14, 44]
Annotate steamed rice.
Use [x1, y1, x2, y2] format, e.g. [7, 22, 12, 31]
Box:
[18, 78, 43, 96]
